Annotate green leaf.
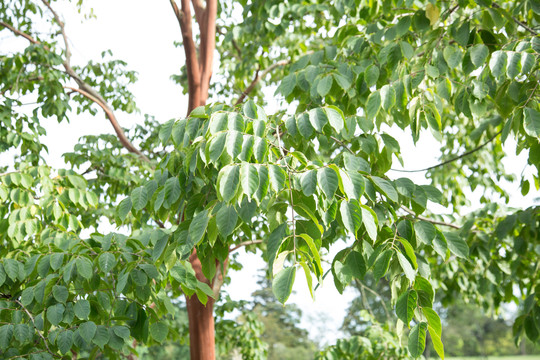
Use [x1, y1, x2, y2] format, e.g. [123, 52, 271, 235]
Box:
[422, 307, 442, 336]
[189, 210, 210, 245]
[359, 204, 378, 242]
[414, 221, 436, 245]
[57, 330, 73, 354]
[0, 325, 13, 350]
[216, 204, 237, 237]
[317, 75, 333, 97]
[13, 323, 30, 344]
[131, 186, 149, 211]
[79, 321, 97, 343]
[365, 65, 379, 87]
[506, 52, 521, 78]
[444, 231, 469, 258]
[469, 44, 489, 68]
[52, 285, 68, 304]
[443, 45, 462, 68]
[366, 91, 381, 120]
[150, 322, 169, 343]
[47, 303, 65, 326]
[76, 257, 93, 280]
[297, 233, 322, 275]
[240, 162, 259, 199]
[74, 300, 91, 320]
[371, 176, 398, 202]
[308, 108, 328, 133]
[163, 177, 181, 207]
[489, 51, 507, 77]
[373, 249, 392, 279]
[415, 276, 435, 307]
[380, 85, 396, 111]
[325, 106, 345, 133]
[208, 132, 227, 163]
[317, 167, 339, 198]
[397, 250, 416, 282]
[218, 165, 240, 203]
[429, 326, 445, 360]
[277, 73, 296, 97]
[340, 200, 362, 234]
[396, 289, 417, 325]
[524, 107, 540, 137]
[296, 113, 314, 139]
[345, 251, 366, 279]
[408, 322, 428, 358]
[301, 170, 317, 197]
[117, 197, 132, 221]
[92, 325, 110, 349]
[226, 130, 243, 158]
[268, 165, 286, 193]
[272, 266, 296, 304]
[98, 252, 116, 273]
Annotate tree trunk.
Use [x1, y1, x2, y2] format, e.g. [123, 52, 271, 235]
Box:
[186, 293, 215, 360]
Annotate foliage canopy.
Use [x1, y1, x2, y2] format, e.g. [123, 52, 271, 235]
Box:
[1, 0, 540, 359]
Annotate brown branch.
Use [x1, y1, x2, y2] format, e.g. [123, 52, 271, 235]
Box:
[41, 0, 71, 65]
[491, 3, 538, 35]
[234, 59, 290, 105]
[401, 206, 461, 229]
[191, 0, 205, 31]
[390, 130, 502, 173]
[66, 87, 149, 161]
[198, 0, 217, 105]
[15, 299, 59, 358]
[0, 21, 40, 44]
[1, 19, 148, 162]
[170, 0, 202, 114]
[229, 240, 263, 252]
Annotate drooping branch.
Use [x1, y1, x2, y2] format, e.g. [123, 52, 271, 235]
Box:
[66, 87, 149, 161]
[234, 59, 290, 105]
[170, 0, 202, 114]
[390, 130, 502, 173]
[0, 17, 149, 162]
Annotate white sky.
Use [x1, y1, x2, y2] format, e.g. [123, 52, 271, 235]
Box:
[2, 0, 537, 347]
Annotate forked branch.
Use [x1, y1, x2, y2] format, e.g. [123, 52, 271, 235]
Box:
[235, 59, 290, 105]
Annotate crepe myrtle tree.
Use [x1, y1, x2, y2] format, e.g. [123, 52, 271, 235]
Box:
[1, 0, 540, 359]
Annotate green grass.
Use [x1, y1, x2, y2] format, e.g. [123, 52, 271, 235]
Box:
[446, 356, 540, 360]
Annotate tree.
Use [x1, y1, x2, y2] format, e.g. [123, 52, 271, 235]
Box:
[1, 0, 539, 359]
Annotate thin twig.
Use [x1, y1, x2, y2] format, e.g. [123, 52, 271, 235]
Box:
[15, 299, 59, 358]
[234, 59, 290, 105]
[41, 0, 71, 64]
[390, 130, 502, 173]
[229, 240, 264, 252]
[491, 2, 538, 35]
[331, 136, 354, 154]
[401, 206, 461, 229]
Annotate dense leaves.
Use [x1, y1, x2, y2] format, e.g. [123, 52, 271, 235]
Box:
[1, 0, 540, 358]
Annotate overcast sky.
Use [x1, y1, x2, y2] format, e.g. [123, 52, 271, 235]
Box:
[3, 0, 537, 346]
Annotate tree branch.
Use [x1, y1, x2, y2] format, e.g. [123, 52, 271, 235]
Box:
[390, 130, 502, 173]
[65, 87, 149, 161]
[401, 206, 461, 229]
[0, 19, 149, 162]
[229, 240, 263, 253]
[491, 3, 538, 35]
[15, 299, 59, 358]
[170, 0, 202, 114]
[234, 59, 290, 105]
[198, 0, 217, 105]
[41, 0, 71, 65]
